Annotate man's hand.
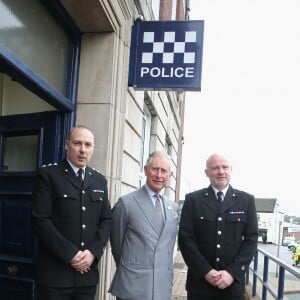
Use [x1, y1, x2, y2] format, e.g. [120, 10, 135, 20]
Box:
[70, 250, 95, 274]
[204, 269, 221, 287]
[214, 270, 234, 289]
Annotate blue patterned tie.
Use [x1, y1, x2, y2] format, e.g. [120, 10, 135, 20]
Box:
[155, 194, 164, 226]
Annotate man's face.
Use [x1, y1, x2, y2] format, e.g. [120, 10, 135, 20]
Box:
[65, 128, 94, 168]
[205, 155, 232, 190]
[144, 156, 172, 193]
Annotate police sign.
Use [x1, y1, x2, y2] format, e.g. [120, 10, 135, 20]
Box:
[128, 20, 204, 91]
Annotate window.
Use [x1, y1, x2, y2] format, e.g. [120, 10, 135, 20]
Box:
[2, 134, 38, 173]
[151, 0, 160, 20]
[139, 105, 151, 187]
[0, 0, 80, 107]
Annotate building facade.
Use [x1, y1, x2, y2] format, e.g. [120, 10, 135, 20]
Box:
[0, 0, 187, 299]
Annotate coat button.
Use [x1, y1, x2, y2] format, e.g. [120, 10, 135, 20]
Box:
[63, 194, 67, 198]
[218, 217, 222, 221]
[216, 244, 221, 249]
[82, 224, 86, 229]
[218, 231, 222, 235]
[82, 190, 85, 194]
[82, 206, 86, 211]
[81, 242, 85, 247]
[216, 257, 220, 262]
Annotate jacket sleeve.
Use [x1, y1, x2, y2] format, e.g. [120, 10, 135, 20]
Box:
[31, 168, 78, 263]
[178, 194, 213, 279]
[110, 198, 128, 265]
[87, 176, 112, 260]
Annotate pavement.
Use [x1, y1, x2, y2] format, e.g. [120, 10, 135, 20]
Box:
[172, 250, 300, 300]
[172, 251, 187, 300]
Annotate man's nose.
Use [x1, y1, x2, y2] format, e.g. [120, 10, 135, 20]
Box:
[155, 169, 163, 176]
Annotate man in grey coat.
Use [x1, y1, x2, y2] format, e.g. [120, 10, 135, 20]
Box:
[109, 151, 179, 300]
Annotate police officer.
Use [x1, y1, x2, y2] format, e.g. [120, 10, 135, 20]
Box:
[178, 153, 258, 300]
[32, 125, 112, 300]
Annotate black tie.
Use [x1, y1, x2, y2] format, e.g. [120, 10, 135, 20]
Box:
[77, 168, 84, 185]
[217, 191, 223, 205]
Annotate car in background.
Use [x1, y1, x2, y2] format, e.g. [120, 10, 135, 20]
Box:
[282, 236, 295, 246]
[288, 240, 300, 252]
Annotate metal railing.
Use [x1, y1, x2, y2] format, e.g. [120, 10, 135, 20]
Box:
[246, 247, 300, 300]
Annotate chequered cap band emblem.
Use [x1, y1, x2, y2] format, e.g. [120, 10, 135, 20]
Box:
[141, 31, 197, 64]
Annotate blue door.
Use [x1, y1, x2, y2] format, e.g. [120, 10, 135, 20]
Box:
[0, 111, 65, 299]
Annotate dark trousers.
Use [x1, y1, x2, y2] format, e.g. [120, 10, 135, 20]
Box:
[36, 285, 96, 300]
[187, 293, 244, 300]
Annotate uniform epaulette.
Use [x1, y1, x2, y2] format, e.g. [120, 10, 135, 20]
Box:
[92, 167, 101, 174]
[41, 163, 58, 167]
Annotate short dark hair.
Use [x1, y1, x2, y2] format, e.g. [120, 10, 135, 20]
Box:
[67, 125, 93, 140]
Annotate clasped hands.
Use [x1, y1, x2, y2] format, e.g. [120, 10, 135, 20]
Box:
[70, 250, 95, 274]
[205, 269, 234, 290]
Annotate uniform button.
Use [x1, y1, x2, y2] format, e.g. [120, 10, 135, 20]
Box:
[216, 257, 220, 262]
[238, 218, 241, 222]
[63, 194, 67, 198]
[82, 224, 86, 229]
[216, 244, 221, 249]
[218, 217, 222, 221]
[218, 231, 222, 235]
[81, 242, 85, 247]
[82, 190, 85, 194]
[82, 206, 86, 211]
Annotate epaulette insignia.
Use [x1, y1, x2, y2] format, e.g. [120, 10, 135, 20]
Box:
[42, 162, 58, 167]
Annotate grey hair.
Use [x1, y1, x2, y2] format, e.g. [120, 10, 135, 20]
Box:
[145, 151, 172, 171]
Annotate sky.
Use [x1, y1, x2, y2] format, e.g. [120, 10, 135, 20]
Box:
[180, 0, 300, 217]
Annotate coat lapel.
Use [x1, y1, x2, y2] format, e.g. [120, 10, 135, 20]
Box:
[203, 186, 219, 213]
[219, 186, 238, 213]
[60, 160, 95, 191]
[203, 185, 238, 213]
[60, 160, 82, 190]
[134, 187, 164, 235]
[82, 166, 95, 190]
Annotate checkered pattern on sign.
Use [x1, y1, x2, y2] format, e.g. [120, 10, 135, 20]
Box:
[142, 31, 197, 64]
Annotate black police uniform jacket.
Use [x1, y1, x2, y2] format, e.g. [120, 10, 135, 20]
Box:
[178, 185, 258, 297]
[32, 159, 112, 287]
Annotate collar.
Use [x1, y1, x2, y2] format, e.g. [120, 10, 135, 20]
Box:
[144, 184, 162, 198]
[66, 158, 86, 175]
[212, 185, 229, 197]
